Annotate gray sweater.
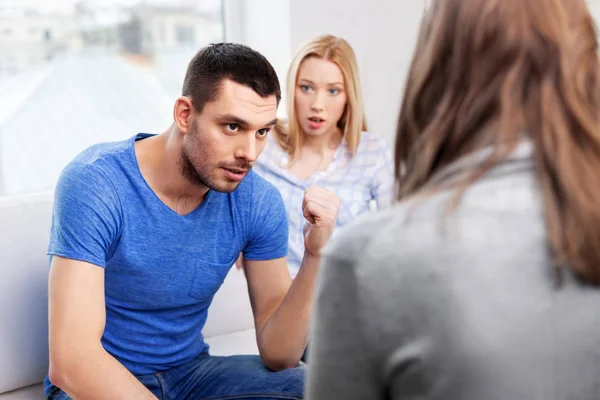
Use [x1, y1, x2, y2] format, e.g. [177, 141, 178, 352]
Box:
[306, 141, 600, 400]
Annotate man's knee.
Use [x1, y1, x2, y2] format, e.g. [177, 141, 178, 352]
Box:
[47, 388, 72, 400]
[269, 365, 305, 397]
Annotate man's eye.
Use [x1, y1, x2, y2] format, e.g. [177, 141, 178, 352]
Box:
[256, 128, 270, 138]
[227, 124, 240, 132]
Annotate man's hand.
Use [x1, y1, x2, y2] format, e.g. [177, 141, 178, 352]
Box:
[302, 186, 340, 257]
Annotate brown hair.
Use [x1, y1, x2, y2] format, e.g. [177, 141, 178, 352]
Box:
[274, 34, 367, 159]
[182, 43, 280, 112]
[396, 0, 600, 284]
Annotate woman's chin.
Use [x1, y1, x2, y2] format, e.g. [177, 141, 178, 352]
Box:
[302, 124, 330, 137]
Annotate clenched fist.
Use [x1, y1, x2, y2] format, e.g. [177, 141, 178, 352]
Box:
[302, 186, 341, 257]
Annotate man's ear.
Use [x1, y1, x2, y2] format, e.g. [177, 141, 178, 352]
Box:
[173, 96, 194, 134]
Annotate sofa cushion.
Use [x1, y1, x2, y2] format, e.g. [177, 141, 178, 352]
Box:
[0, 193, 53, 395]
[206, 329, 258, 356]
[0, 383, 44, 400]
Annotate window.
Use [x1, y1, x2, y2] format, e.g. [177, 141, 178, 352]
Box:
[0, 0, 224, 196]
[175, 25, 194, 45]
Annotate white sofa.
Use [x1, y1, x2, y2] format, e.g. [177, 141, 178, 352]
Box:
[0, 192, 258, 399]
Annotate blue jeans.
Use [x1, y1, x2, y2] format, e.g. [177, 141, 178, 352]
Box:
[46, 354, 304, 399]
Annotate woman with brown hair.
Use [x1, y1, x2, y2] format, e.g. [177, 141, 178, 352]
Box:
[306, 0, 600, 398]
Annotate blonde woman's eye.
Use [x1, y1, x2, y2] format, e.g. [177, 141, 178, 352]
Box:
[300, 85, 312, 93]
[329, 88, 340, 95]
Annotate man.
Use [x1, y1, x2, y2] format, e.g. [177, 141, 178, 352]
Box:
[45, 43, 340, 399]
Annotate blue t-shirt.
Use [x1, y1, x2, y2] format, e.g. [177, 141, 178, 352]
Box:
[45, 133, 288, 382]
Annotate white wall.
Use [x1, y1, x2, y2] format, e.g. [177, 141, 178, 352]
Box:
[589, 1, 600, 24]
[225, 0, 426, 145]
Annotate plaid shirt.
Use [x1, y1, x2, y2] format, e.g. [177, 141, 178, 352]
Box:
[254, 131, 394, 277]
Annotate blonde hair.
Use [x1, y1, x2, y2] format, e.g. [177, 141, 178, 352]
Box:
[274, 34, 367, 158]
[396, 0, 600, 284]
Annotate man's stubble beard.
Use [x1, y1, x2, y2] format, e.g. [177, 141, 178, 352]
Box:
[180, 121, 251, 193]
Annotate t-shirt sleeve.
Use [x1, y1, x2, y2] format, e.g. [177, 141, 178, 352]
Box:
[48, 162, 123, 268]
[242, 178, 288, 261]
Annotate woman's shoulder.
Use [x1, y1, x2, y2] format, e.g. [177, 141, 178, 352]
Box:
[324, 189, 454, 267]
[346, 132, 392, 169]
[354, 131, 392, 154]
[257, 131, 286, 164]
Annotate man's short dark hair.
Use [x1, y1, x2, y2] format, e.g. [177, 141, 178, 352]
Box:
[182, 42, 281, 112]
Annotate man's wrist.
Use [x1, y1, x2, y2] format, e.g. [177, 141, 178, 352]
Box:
[302, 249, 321, 264]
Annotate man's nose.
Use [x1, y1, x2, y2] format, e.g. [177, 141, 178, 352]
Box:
[235, 134, 257, 163]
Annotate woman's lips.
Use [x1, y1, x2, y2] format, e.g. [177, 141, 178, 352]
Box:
[308, 117, 325, 130]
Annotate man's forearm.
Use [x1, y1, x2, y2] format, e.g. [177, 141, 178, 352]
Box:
[50, 346, 157, 400]
[257, 251, 321, 370]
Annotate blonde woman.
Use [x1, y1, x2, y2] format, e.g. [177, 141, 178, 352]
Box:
[307, 0, 600, 398]
[252, 34, 393, 278]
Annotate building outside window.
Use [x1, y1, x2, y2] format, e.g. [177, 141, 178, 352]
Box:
[0, 0, 223, 196]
